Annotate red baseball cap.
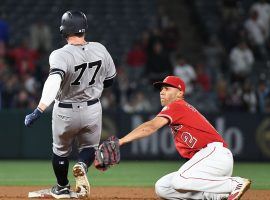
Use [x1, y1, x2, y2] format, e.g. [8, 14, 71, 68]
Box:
[153, 76, 186, 93]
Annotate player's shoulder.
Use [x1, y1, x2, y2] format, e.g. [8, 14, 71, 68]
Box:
[172, 100, 189, 112]
[50, 46, 69, 57]
[161, 100, 184, 112]
[88, 42, 107, 51]
[49, 46, 71, 59]
[166, 100, 197, 115]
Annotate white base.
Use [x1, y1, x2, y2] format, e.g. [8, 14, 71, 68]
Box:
[28, 188, 78, 199]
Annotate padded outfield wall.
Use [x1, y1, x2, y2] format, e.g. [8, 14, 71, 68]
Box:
[0, 110, 269, 161]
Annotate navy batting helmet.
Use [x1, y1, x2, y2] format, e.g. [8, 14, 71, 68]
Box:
[60, 10, 88, 36]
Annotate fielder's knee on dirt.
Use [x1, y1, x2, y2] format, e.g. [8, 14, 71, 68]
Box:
[155, 180, 169, 199]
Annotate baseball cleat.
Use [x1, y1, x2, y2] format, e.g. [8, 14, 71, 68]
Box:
[73, 162, 90, 198]
[228, 178, 251, 200]
[50, 184, 71, 199]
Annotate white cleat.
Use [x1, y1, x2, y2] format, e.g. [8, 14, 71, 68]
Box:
[228, 178, 251, 200]
[73, 163, 90, 199]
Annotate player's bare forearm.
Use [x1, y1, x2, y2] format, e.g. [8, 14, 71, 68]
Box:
[119, 116, 168, 146]
[119, 121, 157, 146]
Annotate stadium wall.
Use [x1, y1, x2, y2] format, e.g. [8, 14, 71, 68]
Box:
[0, 110, 269, 161]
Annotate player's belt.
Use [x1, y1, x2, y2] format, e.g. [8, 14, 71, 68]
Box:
[58, 99, 99, 108]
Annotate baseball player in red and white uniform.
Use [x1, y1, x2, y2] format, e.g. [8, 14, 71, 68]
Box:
[119, 76, 251, 200]
[24, 10, 116, 199]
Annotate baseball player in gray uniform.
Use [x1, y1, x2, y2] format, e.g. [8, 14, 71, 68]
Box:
[24, 10, 116, 199]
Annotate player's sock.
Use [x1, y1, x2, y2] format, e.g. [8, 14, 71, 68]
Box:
[52, 153, 69, 186]
[78, 147, 95, 169]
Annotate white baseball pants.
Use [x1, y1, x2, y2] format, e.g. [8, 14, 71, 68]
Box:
[52, 100, 102, 157]
[155, 142, 235, 200]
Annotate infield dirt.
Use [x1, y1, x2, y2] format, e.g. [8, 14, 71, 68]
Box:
[0, 186, 269, 199]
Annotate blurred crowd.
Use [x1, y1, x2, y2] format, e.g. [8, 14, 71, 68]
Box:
[0, 15, 51, 110]
[0, 0, 270, 114]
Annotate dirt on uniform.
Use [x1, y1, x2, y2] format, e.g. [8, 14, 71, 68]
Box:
[0, 186, 269, 199]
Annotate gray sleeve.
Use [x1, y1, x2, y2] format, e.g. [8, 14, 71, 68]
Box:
[49, 50, 68, 80]
[104, 49, 116, 80]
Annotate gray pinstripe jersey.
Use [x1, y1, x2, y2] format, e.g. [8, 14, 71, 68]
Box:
[49, 42, 116, 102]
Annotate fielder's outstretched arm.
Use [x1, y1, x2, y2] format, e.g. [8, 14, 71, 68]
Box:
[119, 116, 169, 146]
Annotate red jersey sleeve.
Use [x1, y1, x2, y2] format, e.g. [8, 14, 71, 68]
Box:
[157, 102, 184, 124]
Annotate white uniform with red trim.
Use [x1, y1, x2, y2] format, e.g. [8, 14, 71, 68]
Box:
[154, 100, 241, 200]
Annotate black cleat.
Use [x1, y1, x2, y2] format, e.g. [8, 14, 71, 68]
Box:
[50, 184, 71, 199]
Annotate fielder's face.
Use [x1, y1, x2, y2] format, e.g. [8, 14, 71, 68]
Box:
[160, 86, 182, 106]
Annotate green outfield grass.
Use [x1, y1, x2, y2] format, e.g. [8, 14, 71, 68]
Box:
[0, 161, 269, 189]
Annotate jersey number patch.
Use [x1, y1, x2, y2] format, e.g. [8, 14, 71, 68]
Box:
[181, 132, 197, 148]
[71, 60, 102, 86]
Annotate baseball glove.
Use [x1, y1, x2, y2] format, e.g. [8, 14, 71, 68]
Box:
[94, 136, 120, 171]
